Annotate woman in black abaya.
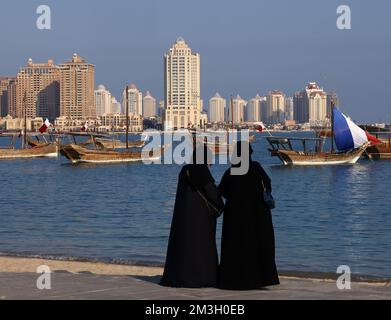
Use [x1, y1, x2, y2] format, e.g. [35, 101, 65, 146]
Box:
[218, 142, 279, 290]
[160, 146, 224, 288]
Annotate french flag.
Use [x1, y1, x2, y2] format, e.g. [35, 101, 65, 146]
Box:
[39, 119, 51, 134]
[333, 108, 381, 151]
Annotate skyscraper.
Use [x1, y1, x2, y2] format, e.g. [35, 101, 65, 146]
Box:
[231, 95, 247, 125]
[94, 85, 112, 116]
[266, 90, 285, 124]
[15, 59, 60, 120]
[110, 97, 122, 114]
[285, 97, 294, 121]
[59, 53, 95, 119]
[123, 84, 143, 116]
[164, 37, 201, 130]
[143, 91, 157, 119]
[0, 77, 15, 117]
[293, 82, 327, 125]
[246, 94, 262, 122]
[208, 92, 226, 123]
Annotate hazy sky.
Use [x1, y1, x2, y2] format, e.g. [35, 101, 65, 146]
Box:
[1, 0, 390, 122]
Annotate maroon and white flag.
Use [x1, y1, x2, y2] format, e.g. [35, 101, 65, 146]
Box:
[81, 123, 89, 132]
[39, 119, 51, 134]
[257, 122, 266, 132]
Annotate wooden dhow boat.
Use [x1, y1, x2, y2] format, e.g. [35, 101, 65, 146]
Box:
[0, 133, 58, 160]
[266, 105, 374, 166]
[365, 132, 391, 160]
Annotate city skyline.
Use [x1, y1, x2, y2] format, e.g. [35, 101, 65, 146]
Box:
[0, 0, 390, 122]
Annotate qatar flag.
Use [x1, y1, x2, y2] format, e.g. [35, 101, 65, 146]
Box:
[81, 123, 88, 132]
[257, 122, 266, 132]
[366, 132, 382, 145]
[39, 119, 51, 134]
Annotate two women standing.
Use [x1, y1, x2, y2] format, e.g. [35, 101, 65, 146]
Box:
[160, 143, 279, 290]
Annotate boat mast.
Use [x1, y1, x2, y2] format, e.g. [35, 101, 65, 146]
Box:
[231, 96, 234, 130]
[330, 98, 335, 153]
[23, 93, 27, 148]
[125, 85, 129, 149]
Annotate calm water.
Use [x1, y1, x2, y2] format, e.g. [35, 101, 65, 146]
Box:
[0, 132, 390, 278]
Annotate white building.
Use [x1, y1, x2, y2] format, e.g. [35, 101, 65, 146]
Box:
[208, 92, 226, 123]
[230, 95, 247, 125]
[164, 37, 202, 130]
[294, 82, 328, 125]
[94, 85, 112, 116]
[110, 97, 122, 114]
[143, 91, 157, 119]
[266, 91, 285, 124]
[123, 83, 143, 116]
[246, 94, 262, 122]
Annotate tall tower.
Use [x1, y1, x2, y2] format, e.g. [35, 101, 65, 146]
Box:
[15, 59, 60, 121]
[246, 94, 262, 122]
[0, 77, 16, 117]
[123, 84, 143, 116]
[59, 53, 95, 119]
[164, 37, 201, 130]
[94, 85, 112, 116]
[266, 90, 285, 124]
[143, 91, 157, 119]
[208, 92, 226, 123]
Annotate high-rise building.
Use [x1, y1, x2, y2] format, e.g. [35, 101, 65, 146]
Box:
[208, 92, 226, 123]
[266, 90, 285, 124]
[246, 94, 262, 122]
[0, 77, 15, 117]
[143, 91, 157, 119]
[293, 82, 327, 125]
[110, 97, 122, 114]
[15, 59, 60, 120]
[285, 97, 294, 121]
[230, 95, 247, 125]
[94, 85, 112, 116]
[164, 37, 202, 130]
[59, 53, 95, 119]
[7, 80, 17, 117]
[123, 84, 143, 116]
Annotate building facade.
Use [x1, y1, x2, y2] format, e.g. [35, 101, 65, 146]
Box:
[110, 97, 122, 114]
[246, 94, 262, 122]
[0, 77, 16, 117]
[294, 82, 328, 125]
[59, 54, 95, 120]
[123, 84, 143, 116]
[143, 91, 157, 119]
[94, 85, 112, 116]
[208, 92, 226, 123]
[229, 95, 247, 125]
[266, 90, 285, 124]
[164, 38, 202, 130]
[15, 59, 60, 121]
[285, 97, 294, 121]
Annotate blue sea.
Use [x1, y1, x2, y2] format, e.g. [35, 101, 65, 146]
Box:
[0, 132, 390, 278]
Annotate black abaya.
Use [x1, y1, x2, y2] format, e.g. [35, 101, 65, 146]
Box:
[218, 161, 280, 290]
[160, 164, 224, 288]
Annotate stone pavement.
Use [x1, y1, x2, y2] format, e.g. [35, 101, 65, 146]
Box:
[0, 272, 390, 300]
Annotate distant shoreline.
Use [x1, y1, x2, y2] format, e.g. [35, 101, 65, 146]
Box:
[1, 255, 390, 285]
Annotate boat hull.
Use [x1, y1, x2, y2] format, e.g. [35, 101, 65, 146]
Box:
[272, 148, 366, 166]
[0, 144, 58, 160]
[60, 144, 160, 164]
[366, 143, 391, 160]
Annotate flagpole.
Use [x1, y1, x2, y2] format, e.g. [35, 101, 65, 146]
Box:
[23, 93, 27, 148]
[331, 98, 335, 153]
[125, 85, 129, 149]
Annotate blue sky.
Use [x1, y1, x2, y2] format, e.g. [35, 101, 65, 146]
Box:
[0, 0, 390, 122]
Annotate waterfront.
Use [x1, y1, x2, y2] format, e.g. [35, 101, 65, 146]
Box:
[0, 132, 390, 278]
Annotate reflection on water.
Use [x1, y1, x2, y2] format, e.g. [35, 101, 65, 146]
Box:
[0, 132, 390, 277]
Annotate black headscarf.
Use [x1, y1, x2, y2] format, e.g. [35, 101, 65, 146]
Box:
[232, 141, 253, 168]
[186, 145, 215, 190]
